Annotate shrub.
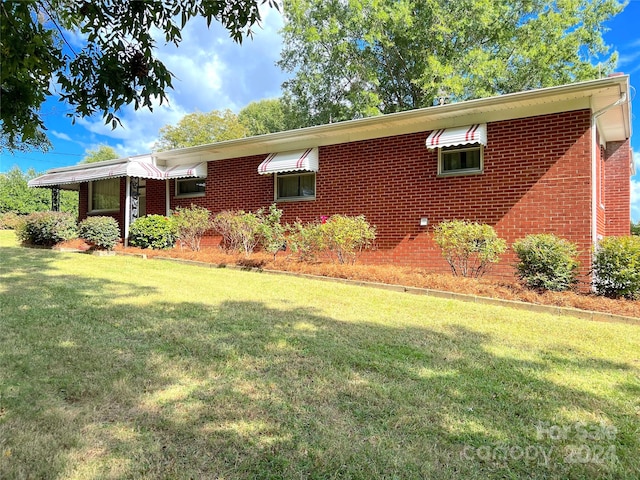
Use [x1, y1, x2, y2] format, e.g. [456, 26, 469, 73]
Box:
[173, 205, 212, 251]
[286, 220, 324, 262]
[318, 214, 376, 264]
[15, 211, 78, 246]
[128, 215, 177, 249]
[0, 212, 22, 230]
[593, 236, 640, 299]
[257, 204, 286, 260]
[433, 220, 506, 278]
[512, 234, 579, 291]
[212, 210, 263, 257]
[79, 216, 120, 250]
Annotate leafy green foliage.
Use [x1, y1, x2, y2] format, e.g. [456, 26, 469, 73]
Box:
[78, 216, 120, 250]
[512, 234, 580, 291]
[172, 205, 213, 252]
[1, 1, 277, 152]
[238, 98, 292, 136]
[631, 221, 640, 236]
[80, 145, 120, 164]
[318, 215, 376, 264]
[0, 211, 22, 230]
[286, 215, 376, 264]
[433, 220, 506, 278]
[128, 215, 177, 249]
[279, 0, 622, 126]
[154, 109, 249, 151]
[285, 220, 324, 262]
[257, 204, 286, 260]
[211, 210, 263, 257]
[0, 166, 78, 215]
[593, 236, 640, 299]
[16, 211, 78, 246]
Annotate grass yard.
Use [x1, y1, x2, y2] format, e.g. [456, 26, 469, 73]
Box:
[0, 230, 639, 479]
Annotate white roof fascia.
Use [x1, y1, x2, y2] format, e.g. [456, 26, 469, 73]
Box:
[154, 76, 630, 166]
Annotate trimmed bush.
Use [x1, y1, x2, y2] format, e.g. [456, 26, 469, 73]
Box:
[16, 211, 78, 246]
[286, 220, 323, 262]
[318, 214, 376, 264]
[433, 220, 506, 278]
[512, 234, 579, 291]
[0, 212, 22, 230]
[211, 210, 263, 256]
[257, 204, 286, 260]
[593, 236, 640, 299]
[79, 216, 121, 250]
[129, 215, 177, 249]
[173, 205, 212, 251]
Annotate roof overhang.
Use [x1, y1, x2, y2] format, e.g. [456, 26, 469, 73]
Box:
[154, 76, 631, 165]
[28, 154, 206, 189]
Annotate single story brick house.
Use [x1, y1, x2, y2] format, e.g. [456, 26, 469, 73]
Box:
[30, 75, 633, 279]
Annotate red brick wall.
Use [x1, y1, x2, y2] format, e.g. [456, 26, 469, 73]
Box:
[145, 179, 167, 216]
[165, 110, 596, 279]
[604, 140, 632, 236]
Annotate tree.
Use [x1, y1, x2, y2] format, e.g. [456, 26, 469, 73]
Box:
[1, 0, 277, 152]
[238, 98, 291, 136]
[279, 0, 623, 126]
[81, 145, 120, 164]
[153, 109, 248, 151]
[0, 166, 78, 215]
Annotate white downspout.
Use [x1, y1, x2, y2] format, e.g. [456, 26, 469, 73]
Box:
[591, 92, 628, 284]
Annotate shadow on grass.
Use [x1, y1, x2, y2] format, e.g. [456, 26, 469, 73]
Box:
[0, 246, 638, 479]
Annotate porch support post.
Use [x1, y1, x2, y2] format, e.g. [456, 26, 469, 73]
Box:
[165, 179, 171, 216]
[51, 186, 60, 211]
[124, 176, 140, 247]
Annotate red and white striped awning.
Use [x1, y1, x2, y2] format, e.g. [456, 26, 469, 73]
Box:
[163, 162, 208, 179]
[257, 148, 319, 175]
[425, 124, 487, 149]
[28, 159, 206, 188]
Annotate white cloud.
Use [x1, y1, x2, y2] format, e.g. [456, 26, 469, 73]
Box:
[50, 130, 72, 141]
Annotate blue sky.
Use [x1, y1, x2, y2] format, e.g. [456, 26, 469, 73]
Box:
[1, 2, 639, 218]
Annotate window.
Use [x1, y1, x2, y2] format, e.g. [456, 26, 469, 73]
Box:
[176, 178, 206, 197]
[438, 145, 483, 176]
[89, 178, 120, 212]
[276, 172, 315, 201]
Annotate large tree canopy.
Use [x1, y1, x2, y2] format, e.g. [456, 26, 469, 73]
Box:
[80, 145, 120, 164]
[0, 166, 77, 215]
[279, 0, 623, 126]
[0, 0, 276, 152]
[153, 109, 248, 151]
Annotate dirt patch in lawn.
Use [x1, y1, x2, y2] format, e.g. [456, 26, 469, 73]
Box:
[95, 243, 640, 319]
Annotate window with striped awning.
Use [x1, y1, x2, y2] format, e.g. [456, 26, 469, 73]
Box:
[425, 124, 487, 149]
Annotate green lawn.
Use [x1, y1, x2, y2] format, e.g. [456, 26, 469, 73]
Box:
[0, 230, 639, 479]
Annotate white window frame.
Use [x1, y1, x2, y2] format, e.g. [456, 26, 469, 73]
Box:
[88, 178, 120, 213]
[438, 144, 484, 177]
[275, 172, 316, 202]
[175, 177, 206, 198]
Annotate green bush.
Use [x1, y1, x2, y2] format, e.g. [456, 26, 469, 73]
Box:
[286, 220, 323, 262]
[0, 211, 22, 230]
[16, 211, 78, 246]
[593, 236, 640, 299]
[257, 204, 286, 260]
[512, 234, 579, 291]
[212, 210, 263, 257]
[318, 214, 376, 264]
[128, 215, 177, 249]
[173, 205, 212, 251]
[79, 216, 121, 250]
[433, 220, 506, 278]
